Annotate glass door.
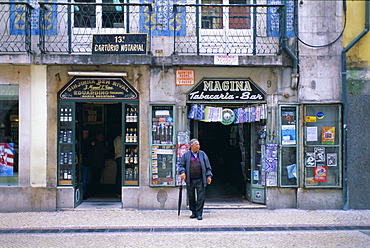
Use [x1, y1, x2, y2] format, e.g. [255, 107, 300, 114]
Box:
[57, 102, 83, 206]
[200, 0, 253, 54]
[249, 121, 266, 203]
[122, 103, 139, 186]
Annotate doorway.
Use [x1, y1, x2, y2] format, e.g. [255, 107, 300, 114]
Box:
[76, 102, 122, 202]
[196, 121, 246, 203]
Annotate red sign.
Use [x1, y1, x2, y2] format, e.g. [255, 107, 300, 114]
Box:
[176, 70, 195, 85]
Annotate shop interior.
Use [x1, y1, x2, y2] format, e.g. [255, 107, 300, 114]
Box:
[75, 102, 122, 201]
[195, 121, 248, 204]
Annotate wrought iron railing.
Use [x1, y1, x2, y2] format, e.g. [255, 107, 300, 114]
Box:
[0, 2, 32, 53]
[173, 3, 284, 55]
[39, 2, 152, 54]
[0, 2, 284, 56]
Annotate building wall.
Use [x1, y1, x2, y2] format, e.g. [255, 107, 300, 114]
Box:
[296, 0, 343, 209]
[344, 1, 370, 209]
[1, 0, 366, 211]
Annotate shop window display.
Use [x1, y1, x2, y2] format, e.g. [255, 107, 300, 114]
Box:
[304, 105, 342, 187]
[150, 105, 176, 186]
[279, 106, 299, 187]
[0, 85, 19, 186]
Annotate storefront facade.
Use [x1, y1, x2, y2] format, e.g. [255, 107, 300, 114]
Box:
[0, 1, 353, 211]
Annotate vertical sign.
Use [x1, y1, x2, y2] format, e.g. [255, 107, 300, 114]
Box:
[267, 0, 295, 37]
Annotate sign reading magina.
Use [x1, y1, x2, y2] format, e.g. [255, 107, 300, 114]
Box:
[59, 77, 138, 100]
[187, 78, 266, 102]
[92, 34, 148, 55]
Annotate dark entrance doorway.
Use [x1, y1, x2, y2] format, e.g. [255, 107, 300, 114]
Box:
[197, 121, 246, 203]
[76, 102, 122, 201]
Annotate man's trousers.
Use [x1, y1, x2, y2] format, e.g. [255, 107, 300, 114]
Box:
[187, 178, 206, 217]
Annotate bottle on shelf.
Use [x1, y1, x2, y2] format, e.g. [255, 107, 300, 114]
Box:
[68, 108, 72, 122]
[124, 149, 130, 164]
[125, 128, 130, 143]
[126, 108, 130, 123]
[133, 128, 137, 143]
[60, 108, 64, 122]
[134, 149, 138, 164]
[129, 150, 134, 164]
[133, 108, 137, 122]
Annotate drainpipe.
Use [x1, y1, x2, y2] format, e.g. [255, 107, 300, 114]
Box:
[341, 0, 369, 210]
[282, 0, 299, 89]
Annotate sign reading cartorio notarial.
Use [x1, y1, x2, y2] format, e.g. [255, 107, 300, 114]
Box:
[187, 78, 266, 102]
[92, 34, 148, 55]
[59, 77, 138, 100]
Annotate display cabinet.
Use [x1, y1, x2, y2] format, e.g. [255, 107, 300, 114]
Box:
[58, 103, 76, 186]
[123, 103, 139, 186]
[150, 105, 176, 186]
[279, 106, 299, 187]
[304, 105, 342, 187]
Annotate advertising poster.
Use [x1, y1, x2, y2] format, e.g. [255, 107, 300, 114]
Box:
[305, 152, 316, 167]
[0, 143, 15, 176]
[314, 147, 325, 162]
[282, 125, 296, 145]
[327, 153, 337, 166]
[322, 127, 335, 145]
[314, 165, 327, 182]
[265, 143, 278, 172]
[306, 126, 318, 142]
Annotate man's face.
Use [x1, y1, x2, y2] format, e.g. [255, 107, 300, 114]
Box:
[191, 141, 200, 153]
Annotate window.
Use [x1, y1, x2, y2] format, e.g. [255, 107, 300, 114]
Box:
[304, 105, 342, 187]
[150, 105, 176, 186]
[279, 106, 299, 187]
[74, 0, 124, 29]
[0, 85, 19, 186]
[74, 0, 96, 28]
[201, 0, 251, 29]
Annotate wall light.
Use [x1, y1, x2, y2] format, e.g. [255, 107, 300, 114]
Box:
[67, 71, 127, 77]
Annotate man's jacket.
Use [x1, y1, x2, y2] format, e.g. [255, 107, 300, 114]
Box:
[178, 150, 213, 187]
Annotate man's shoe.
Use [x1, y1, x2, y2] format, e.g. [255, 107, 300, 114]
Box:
[190, 214, 197, 219]
[197, 216, 203, 220]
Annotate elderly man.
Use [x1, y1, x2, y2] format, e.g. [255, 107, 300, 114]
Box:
[178, 139, 213, 220]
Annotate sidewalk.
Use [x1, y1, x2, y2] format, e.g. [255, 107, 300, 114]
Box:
[0, 208, 369, 248]
[0, 208, 369, 230]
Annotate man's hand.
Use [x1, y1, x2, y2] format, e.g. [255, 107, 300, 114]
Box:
[207, 177, 212, 184]
[180, 173, 186, 182]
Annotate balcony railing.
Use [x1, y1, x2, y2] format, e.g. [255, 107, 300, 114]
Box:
[173, 3, 284, 55]
[0, 2, 32, 53]
[0, 2, 284, 56]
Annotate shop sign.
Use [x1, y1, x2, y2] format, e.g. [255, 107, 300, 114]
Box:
[214, 55, 238, 65]
[187, 78, 266, 102]
[176, 69, 195, 85]
[92, 34, 148, 55]
[59, 77, 138, 100]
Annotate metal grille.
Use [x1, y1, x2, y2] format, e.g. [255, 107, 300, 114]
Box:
[0, 2, 283, 56]
[173, 4, 283, 55]
[39, 2, 152, 54]
[0, 2, 32, 53]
